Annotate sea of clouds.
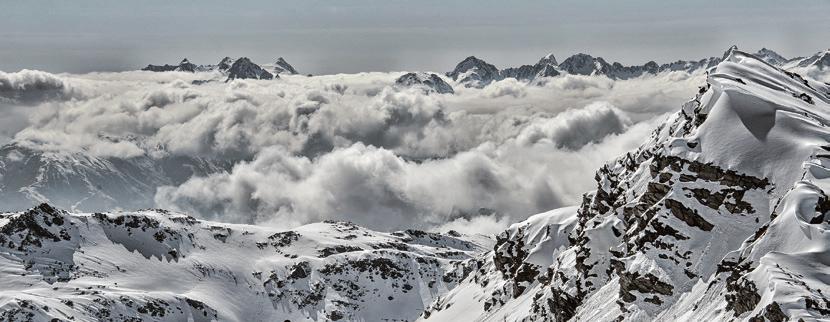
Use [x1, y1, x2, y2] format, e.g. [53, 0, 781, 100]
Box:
[0, 68, 705, 233]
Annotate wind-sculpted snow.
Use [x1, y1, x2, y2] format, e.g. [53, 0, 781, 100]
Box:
[0, 63, 705, 232]
[0, 203, 490, 321]
[421, 49, 830, 321]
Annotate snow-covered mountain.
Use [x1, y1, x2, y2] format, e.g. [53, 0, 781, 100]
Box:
[754, 48, 788, 66]
[274, 57, 299, 75]
[444, 46, 826, 86]
[141, 57, 298, 79]
[141, 58, 198, 73]
[446, 56, 503, 88]
[395, 72, 455, 94]
[500, 53, 560, 81]
[225, 57, 274, 81]
[0, 203, 490, 321]
[792, 49, 830, 70]
[0, 143, 231, 212]
[424, 49, 830, 321]
[215, 57, 234, 72]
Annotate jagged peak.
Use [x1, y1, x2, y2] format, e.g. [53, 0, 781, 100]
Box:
[226, 57, 274, 81]
[537, 53, 557, 66]
[274, 57, 298, 74]
[722, 44, 739, 60]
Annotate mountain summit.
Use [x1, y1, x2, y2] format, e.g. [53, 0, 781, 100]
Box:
[225, 57, 275, 81]
[273, 57, 299, 75]
[446, 56, 502, 88]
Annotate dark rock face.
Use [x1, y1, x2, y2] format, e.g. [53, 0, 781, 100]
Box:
[533, 72, 773, 319]
[395, 72, 454, 94]
[274, 57, 299, 75]
[216, 57, 234, 72]
[446, 56, 502, 88]
[226, 57, 275, 81]
[493, 227, 539, 298]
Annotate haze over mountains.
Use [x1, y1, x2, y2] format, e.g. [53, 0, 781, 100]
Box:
[2, 48, 830, 321]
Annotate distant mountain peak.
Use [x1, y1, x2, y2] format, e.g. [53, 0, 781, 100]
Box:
[226, 57, 275, 81]
[754, 48, 787, 66]
[141, 58, 197, 73]
[217, 56, 234, 71]
[446, 56, 501, 88]
[722, 44, 739, 60]
[274, 57, 299, 75]
[559, 53, 610, 76]
[395, 72, 454, 94]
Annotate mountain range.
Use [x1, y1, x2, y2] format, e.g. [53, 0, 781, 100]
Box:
[137, 47, 830, 91]
[142, 57, 301, 81]
[446, 46, 830, 88]
[3, 48, 830, 320]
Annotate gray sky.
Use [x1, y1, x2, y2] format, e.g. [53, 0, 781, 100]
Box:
[1, 0, 829, 75]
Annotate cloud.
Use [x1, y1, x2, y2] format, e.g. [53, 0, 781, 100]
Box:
[0, 69, 71, 102]
[1, 68, 707, 232]
[515, 102, 630, 149]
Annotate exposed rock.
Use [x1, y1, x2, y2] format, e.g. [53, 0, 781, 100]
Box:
[226, 57, 274, 81]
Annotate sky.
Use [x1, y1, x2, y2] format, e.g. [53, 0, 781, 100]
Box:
[1, 0, 830, 75]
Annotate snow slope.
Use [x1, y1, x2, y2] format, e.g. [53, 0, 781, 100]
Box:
[423, 49, 830, 321]
[0, 204, 490, 321]
[0, 144, 230, 212]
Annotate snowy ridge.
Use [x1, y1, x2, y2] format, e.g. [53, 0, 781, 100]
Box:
[422, 48, 830, 321]
[0, 204, 490, 321]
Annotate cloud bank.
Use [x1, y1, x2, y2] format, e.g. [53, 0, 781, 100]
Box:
[0, 67, 705, 232]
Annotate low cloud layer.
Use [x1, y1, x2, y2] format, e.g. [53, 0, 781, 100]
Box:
[0, 67, 704, 232]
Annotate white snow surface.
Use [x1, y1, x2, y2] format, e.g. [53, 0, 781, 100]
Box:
[0, 204, 491, 321]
